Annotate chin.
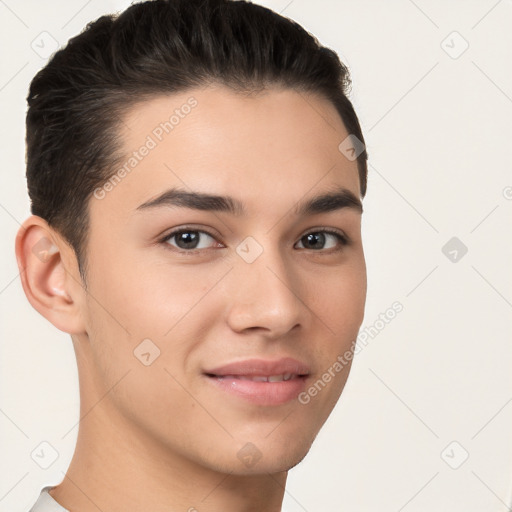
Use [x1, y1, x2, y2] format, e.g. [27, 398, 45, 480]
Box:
[224, 432, 317, 476]
[246, 446, 312, 475]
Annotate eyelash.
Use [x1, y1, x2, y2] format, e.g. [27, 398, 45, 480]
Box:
[159, 226, 350, 255]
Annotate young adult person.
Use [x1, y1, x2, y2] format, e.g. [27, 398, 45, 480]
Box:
[16, 1, 369, 510]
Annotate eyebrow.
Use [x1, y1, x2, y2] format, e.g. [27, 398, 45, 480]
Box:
[136, 186, 363, 216]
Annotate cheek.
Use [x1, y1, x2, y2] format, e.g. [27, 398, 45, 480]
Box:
[306, 260, 366, 338]
[303, 258, 366, 407]
[86, 244, 228, 338]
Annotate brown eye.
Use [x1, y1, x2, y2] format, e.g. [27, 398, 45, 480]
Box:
[296, 230, 348, 251]
[162, 229, 219, 252]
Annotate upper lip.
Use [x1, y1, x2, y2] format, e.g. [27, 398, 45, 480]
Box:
[204, 357, 310, 377]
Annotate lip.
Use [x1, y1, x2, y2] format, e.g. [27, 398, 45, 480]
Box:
[205, 357, 310, 377]
[204, 357, 310, 406]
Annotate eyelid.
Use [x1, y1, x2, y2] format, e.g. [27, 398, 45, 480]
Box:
[301, 226, 349, 243]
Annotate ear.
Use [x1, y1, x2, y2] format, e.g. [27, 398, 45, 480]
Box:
[15, 215, 87, 334]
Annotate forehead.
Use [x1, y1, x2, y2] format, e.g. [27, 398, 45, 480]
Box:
[93, 85, 361, 220]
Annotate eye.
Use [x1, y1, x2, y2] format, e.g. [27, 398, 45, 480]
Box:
[161, 228, 221, 252]
[295, 229, 349, 251]
[159, 226, 349, 255]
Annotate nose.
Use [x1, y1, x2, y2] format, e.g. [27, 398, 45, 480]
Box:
[225, 244, 310, 338]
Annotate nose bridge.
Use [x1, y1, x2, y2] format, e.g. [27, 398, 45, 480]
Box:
[226, 236, 306, 335]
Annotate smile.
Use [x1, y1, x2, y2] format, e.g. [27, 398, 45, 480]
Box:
[213, 373, 299, 382]
[204, 358, 310, 406]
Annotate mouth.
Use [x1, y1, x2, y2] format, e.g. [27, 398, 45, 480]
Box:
[208, 373, 303, 382]
[203, 358, 310, 406]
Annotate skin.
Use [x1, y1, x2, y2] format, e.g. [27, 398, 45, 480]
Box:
[15, 85, 367, 512]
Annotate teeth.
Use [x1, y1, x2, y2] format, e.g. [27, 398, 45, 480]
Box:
[249, 376, 268, 382]
[218, 374, 297, 382]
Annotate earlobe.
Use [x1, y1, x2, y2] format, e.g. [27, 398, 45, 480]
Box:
[15, 216, 86, 335]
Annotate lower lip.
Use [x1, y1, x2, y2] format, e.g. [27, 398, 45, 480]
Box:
[206, 375, 308, 406]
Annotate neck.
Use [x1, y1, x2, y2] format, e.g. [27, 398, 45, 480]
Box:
[49, 343, 287, 512]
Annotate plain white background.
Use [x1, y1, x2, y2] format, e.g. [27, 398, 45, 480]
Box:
[1, 1, 511, 511]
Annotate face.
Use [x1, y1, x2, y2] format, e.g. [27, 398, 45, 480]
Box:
[80, 85, 366, 475]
